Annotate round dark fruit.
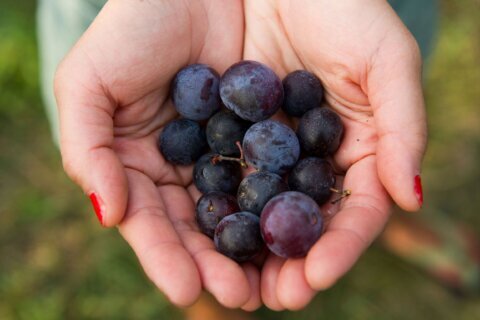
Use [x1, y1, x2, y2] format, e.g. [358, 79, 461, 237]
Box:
[243, 120, 300, 175]
[172, 64, 221, 121]
[206, 110, 252, 156]
[237, 172, 288, 216]
[288, 157, 336, 205]
[297, 107, 344, 157]
[214, 212, 264, 263]
[193, 153, 242, 195]
[260, 191, 323, 258]
[219, 60, 283, 122]
[282, 70, 324, 117]
[158, 119, 207, 165]
[196, 192, 240, 238]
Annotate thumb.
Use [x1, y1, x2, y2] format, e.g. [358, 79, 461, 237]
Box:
[369, 36, 427, 212]
[54, 53, 128, 227]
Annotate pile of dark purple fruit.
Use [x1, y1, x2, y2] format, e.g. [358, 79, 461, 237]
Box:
[158, 61, 348, 263]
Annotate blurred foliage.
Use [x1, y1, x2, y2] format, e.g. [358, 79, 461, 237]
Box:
[0, 0, 479, 319]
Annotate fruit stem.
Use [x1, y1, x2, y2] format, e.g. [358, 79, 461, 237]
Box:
[211, 141, 248, 168]
[330, 188, 352, 204]
[235, 141, 245, 161]
[207, 201, 214, 212]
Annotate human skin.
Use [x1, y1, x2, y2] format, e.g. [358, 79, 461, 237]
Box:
[55, 0, 426, 311]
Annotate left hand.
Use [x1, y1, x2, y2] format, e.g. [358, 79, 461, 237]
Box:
[244, 0, 426, 310]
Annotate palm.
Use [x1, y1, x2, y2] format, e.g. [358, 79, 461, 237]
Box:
[106, 1, 258, 308]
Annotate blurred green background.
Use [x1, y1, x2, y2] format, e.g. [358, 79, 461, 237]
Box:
[1, 0, 479, 319]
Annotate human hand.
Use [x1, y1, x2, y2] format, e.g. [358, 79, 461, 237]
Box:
[54, 0, 263, 309]
[243, 0, 426, 310]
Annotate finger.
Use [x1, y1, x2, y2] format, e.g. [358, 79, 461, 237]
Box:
[118, 169, 201, 307]
[241, 263, 262, 312]
[369, 34, 426, 211]
[260, 254, 286, 311]
[243, 0, 305, 76]
[276, 259, 316, 310]
[305, 155, 391, 290]
[55, 55, 127, 227]
[161, 185, 251, 309]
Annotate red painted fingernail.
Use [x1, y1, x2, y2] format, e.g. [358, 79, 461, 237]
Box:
[89, 192, 105, 226]
[414, 175, 423, 207]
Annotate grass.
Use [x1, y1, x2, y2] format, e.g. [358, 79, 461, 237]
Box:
[0, 0, 479, 319]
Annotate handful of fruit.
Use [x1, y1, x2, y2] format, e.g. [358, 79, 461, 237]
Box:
[158, 61, 349, 263]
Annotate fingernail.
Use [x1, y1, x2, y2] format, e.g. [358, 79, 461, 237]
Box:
[414, 175, 423, 207]
[89, 192, 105, 226]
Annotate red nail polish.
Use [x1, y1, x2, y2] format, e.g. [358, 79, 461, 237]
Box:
[414, 175, 423, 207]
[89, 192, 104, 226]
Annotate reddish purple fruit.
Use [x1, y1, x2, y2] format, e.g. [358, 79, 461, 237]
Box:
[260, 191, 323, 258]
[220, 60, 283, 122]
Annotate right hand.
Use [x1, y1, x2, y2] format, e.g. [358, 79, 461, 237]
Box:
[55, 0, 261, 310]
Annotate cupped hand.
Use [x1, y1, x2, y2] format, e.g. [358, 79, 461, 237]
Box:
[244, 0, 426, 310]
[54, 0, 262, 309]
